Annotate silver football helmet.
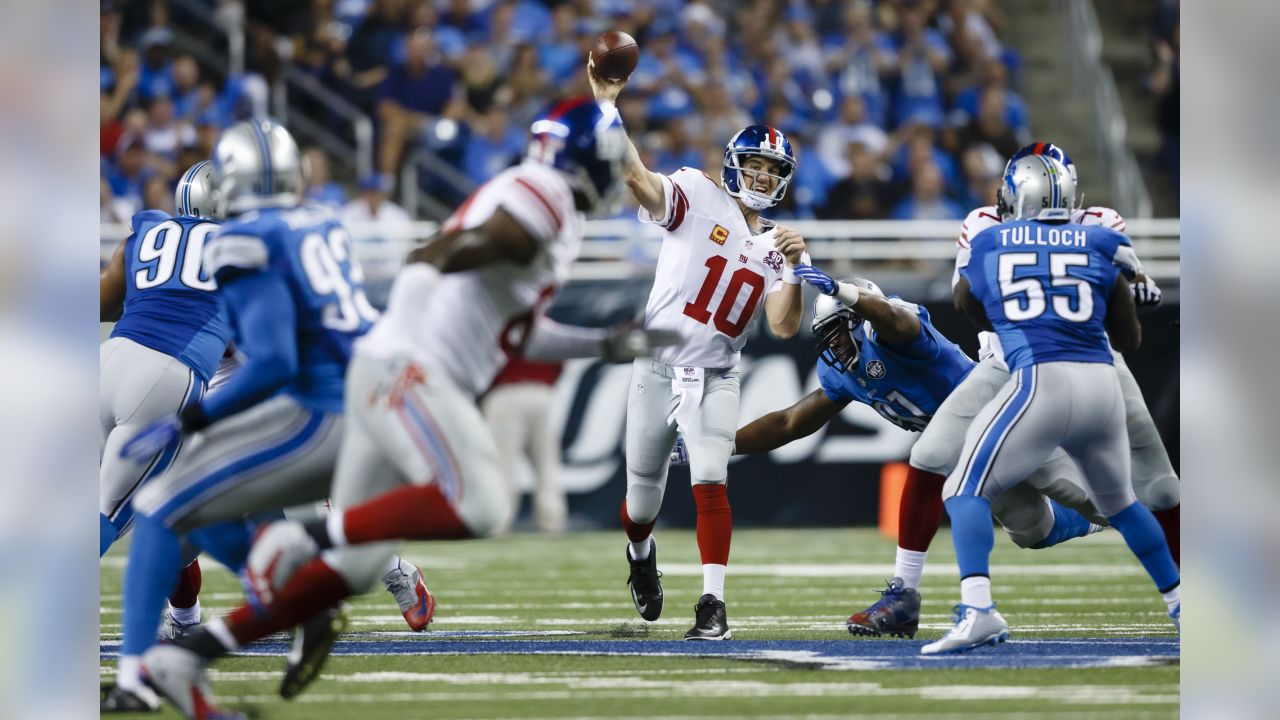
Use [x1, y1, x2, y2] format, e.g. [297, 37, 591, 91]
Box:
[210, 119, 303, 216]
[174, 160, 218, 219]
[996, 155, 1075, 222]
[812, 277, 884, 373]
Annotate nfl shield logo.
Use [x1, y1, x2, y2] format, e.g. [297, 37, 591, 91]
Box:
[866, 360, 886, 379]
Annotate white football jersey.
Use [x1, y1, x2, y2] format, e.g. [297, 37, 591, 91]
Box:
[357, 161, 582, 396]
[953, 204, 1142, 363]
[639, 167, 800, 368]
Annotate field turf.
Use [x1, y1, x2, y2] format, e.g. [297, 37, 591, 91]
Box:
[100, 527, 1178, 719]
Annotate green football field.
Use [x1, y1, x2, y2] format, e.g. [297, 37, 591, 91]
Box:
[100, 527, 1179, 719]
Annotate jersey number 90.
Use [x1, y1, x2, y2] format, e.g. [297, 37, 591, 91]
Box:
[134, 220, 218, 291]
[998, 252, 1093, 323]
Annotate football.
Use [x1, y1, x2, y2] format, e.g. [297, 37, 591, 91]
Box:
[589, 30, 638, 82]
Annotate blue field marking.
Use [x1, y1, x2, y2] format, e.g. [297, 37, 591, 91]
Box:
[101, 637, 1178, 670]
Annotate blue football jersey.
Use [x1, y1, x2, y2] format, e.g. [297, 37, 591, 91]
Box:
[962, 220, 1127, 371]
[110, 210, 230, 383]
[818, 300, 975, 431]
[203, 206, 379, 412]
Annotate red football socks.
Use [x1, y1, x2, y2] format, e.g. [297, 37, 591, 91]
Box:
[168, 559, 202, 610]
[1153, 505, 1179, 565]
[899, 467, 947, 552]
[342, 483, 469, 544]
[692, 483, 732, 565]
[225, 558, 351, 646]
[620, 500, 657, 543]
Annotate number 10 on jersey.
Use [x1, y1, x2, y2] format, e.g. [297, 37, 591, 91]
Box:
[682, 255, 766, 338]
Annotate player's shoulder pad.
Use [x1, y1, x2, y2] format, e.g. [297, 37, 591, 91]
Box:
[204, 217, 278, 277]
[958, 205, 1000, 248]
[130, 209, 171, 233]
[1079, 205, 1127, 233]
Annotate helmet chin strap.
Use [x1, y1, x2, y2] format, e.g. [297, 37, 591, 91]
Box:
[738, 190, 773, 211]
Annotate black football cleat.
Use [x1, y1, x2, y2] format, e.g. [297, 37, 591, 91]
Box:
[281, 604, 348, 699]
[100, 683, 160, 713]
[847, 577, 921, 638]
[684, 593, 732, 640]
[626, 539, 663, 621]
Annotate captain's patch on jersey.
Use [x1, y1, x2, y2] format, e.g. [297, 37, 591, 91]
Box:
[710, 224, 729, 245]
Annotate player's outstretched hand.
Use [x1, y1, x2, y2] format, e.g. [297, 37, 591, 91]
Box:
[586, 58, 627, 104]
[669, 436, 688, 466]
[120, 416, 183, 461]
[602, 322, 682, 363]
[793, 264, 837, 295]
[1132, 276, 1162, 310]
[773, 226, 807, 267]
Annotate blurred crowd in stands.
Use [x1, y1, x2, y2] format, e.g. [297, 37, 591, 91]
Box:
[1148, 0, 1178, 193]
[102, 0, 1033, 224]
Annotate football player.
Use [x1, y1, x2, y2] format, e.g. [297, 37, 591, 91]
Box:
[98, 162, 224, 668]
[103, 121, 429, 716]
[923, 154, 1178, 654]
[140, 97, 676, 716]
[587, 60, 808, 640]
[721, 271, 1107, 637]
[844, 142, 1180, 639]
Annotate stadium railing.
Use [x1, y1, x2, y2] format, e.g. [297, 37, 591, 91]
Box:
[100, 218, 1181, 284]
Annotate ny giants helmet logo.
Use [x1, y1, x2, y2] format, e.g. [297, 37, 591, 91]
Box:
[764, 250, 784, 272]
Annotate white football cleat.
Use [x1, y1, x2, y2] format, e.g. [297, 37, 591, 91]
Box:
[243, 520, 318, 610]
[141, 644, 242, 719]
[158, 610, 200, 641]
[921, 604, 1010, 655]
[383, 558, 436, 632]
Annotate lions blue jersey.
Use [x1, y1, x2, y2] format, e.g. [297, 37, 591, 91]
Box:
[110, 210, 229, 383]
[203, 206, 379, 412]
[817, 300, 975, 431]
[962, 220, 1127, 371]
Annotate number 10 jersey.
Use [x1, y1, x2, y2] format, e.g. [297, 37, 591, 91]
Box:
[639, 167, 799, 369]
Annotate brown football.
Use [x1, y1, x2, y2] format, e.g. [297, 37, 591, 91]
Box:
[589, 31, 639, 82]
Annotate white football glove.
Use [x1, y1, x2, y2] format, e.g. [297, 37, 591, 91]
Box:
[601, 322, 682, 363]
[1132, 277, 1162, 309]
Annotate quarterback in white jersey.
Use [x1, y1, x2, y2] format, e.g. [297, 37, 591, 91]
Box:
[589, 62, 807, 640]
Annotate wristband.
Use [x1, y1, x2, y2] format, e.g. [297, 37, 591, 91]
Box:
[178, 402, 212, 433]
[834, 281, 861, 306]
[781, 266, 801, 285]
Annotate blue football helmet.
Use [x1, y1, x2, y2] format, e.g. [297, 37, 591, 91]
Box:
[527, 96, 627, 217]
[1008, 142, 1076, 185]
[722, 125, 796, 211]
